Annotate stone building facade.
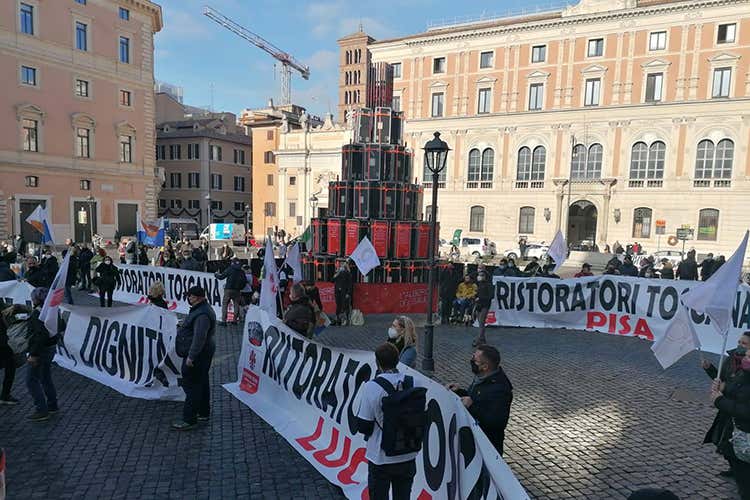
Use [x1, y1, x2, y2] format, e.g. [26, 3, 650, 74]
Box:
[340, 0, 750, 255]
[0, 0, 163, 242]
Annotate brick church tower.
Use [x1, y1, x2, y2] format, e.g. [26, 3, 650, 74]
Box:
[337, 29, 374, 123]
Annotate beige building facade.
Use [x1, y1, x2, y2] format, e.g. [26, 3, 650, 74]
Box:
[0, 0, 163, 243]
[339, 0, 750, 255]
[156, 93, 251, 228]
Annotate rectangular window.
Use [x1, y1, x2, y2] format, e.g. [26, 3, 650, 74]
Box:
[76, 127, 90, 158]
[234, 176, 245, 192]
[119, 90, 132, 106]
[712, 68, 731, 98]
[20, 3, 34, 35]
[210, 145, 222, 161]
[159, 199, 166, 209]
[477, 88, 491, 114]
[433, 57, 446, 74]
[75, 22, 88, 51]
[170, 173, 181, 188]
[170, 199, 182, 209]
[266, 130, 274, 140]
[75, 79, 89, 97]
[519, 208, 535, 234]
[23, 119, 38, 152]
[531, 45, 546, 63]
[717, 23, 736, 44]
[119, 135, 132, 163]
[392, 95, 401, 112]
[645, 73, 663, 102]
[267, 174, 274, 186]
[698, 209, 719, 241]
[188, 200, 200, 210]
[431, 92, 444, 117]
[156, 145, 166, 160]
[119, 36, 130, 63]
[187, 143, 200, 159]
[528, 83, 544, 111]
[234, 202, 245, 212]
[188, 172, 200, 188]
[169, 144, 181, 160]
[584, 78, 601, 106]
[211, 173, 223, 190]
[21, 66, 37, 86]
[264, 202, 276, 217]
[289, 176, 296, 186]
[264, 151, 275, 163]
[289, 202, 296, 217]
[210, 201, 223, 210]
[479, 51, 493, 69]
[649, 31, 667, 51]
[587, 38, 604, 57]
[119, 7, 130, 20]
[392, 62, 402, 78]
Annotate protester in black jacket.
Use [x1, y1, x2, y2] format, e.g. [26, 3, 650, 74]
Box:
[95, 257, 121, 307]
[40, 251, 58, 287]
[333, 260, 353, 326]
[699, 253, 715, 281]
[173, 285, 216, 430]
[78, 246, 94, 290]
[137, 245, 149, 265]
[448, 345, 513, 455]
[63, 247, 79, 305]
[0, 304, 27, 404]
[215, 259, 248, 325]
[148, 281, 169, 309]
[677, 255, 699, 280]
[620, 257, 639, 277]
[711, 350, 750, 499]
[473, 272, 494, 347]
[0, 262, 16, 282]
[284, 284, 316, 338]
[439, 266, 460, 324]
[25, 287, 59, 422]
[24, 257, 47, 287]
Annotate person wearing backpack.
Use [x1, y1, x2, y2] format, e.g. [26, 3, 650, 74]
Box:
[355, 343, 426, 500]
[448, 344, 513, 456]
[215, 258, 248, 326]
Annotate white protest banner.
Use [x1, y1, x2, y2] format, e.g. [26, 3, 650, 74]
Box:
[224, 306, 529, 500]
[488, 275, 749, 355]
[111, 264, 225, 315]
[55, 305, 183, 401]
[0, 281, 34, 306]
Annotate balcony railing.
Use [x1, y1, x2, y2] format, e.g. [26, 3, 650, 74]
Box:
[628, 179, 663, 188]
[695, 179, 732, 188]
[515, 180, 545, 189]
[465, 181, 494, 189]
[422, 181, 446, 189]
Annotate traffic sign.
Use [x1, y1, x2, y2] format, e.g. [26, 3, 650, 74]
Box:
[675, 228, 694, 240]
[655, 219, 666, 235]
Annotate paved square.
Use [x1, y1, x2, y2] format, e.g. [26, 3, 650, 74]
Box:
[0, 292, 740, 499]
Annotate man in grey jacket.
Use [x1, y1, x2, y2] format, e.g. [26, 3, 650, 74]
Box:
[172, 285, 216, 431]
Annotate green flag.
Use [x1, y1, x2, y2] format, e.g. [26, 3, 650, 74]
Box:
[300, 225, 312, 246]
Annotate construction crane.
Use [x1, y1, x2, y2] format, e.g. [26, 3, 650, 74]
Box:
[203, 6, 310, 106]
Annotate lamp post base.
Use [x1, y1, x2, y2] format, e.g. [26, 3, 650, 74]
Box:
[421, 323, 435, 372]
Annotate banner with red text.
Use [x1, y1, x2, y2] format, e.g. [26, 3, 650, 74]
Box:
[224, 306, 529, 500]
[488, 275, 749, 354]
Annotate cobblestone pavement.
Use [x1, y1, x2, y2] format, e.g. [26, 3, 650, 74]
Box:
[0, 290, 741, 499]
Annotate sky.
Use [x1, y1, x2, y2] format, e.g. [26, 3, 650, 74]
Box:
[154, 0, 570, 117]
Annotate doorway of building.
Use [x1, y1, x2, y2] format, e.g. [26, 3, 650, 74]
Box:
[19, 199, 46, 243]
[567, 200, 597, 250]
[73, 201, 98, 243]
[117, 203, 137, 237]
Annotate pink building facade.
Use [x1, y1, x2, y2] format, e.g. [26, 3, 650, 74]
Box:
[0, 0, 163, 244]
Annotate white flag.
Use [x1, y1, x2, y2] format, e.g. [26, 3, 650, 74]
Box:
[39, 251, 71, 336]
[349, 236, 381, 276]
[547, 230, 567, 273]
[651, 306, 701, 369]
[259, 239, 278, 317]
[282, 243, 302, 283]
[682, 230, 748, 334]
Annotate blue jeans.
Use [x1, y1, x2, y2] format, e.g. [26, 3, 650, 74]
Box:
[26, 346, 58, 413]
[453, 298, 472, 317]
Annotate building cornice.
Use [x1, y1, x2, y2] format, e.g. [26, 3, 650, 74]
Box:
[121, 0, 164, 33]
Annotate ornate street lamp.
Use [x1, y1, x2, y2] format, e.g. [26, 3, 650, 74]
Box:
[422, 132, 450, 372]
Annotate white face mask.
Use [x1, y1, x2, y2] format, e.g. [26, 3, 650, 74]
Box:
[387, 327, 399, 339]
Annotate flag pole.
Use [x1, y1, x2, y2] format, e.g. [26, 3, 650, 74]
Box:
[714, 327, 731, 381]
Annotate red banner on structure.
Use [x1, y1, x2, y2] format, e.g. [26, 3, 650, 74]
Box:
[315, 282, 437, 315]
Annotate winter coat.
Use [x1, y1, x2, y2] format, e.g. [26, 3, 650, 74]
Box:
[620, 263, 639, 277]
[149, 296, 169, 309]
[216, 263, 248, 290]
[476, 280, 494, 308]
[699, 258, 715, 281]
[439, 270, 459, 300]
[96, 262, 121, 291]
[714, 370, 750, 434]
[65, 254, 79, 287]
[27, 308, 57, 356]
[463, 368, 513, 454]
[25, 266, 48, 287]
[677, 258, 699, 281]
[455, 282, 477, 300]
[284, 297, 315, 337]
[180, 257, 203, 272]
[78, 248, 94, 271]
[333, 269, 353, 294]
[659, 263, 675, 279]
[704, 349, 748, 453]
[0, 262, 17, 282]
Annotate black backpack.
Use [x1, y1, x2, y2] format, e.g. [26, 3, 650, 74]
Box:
[374, 375, 427, 457]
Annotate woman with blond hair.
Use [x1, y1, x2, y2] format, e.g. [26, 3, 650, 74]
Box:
[387, 315, 417, 368]
[148, 281, 168, 309]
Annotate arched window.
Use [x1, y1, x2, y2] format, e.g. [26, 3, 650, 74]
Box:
[519, 206, 535, 234]
[571, 144, 586, 179]
[516, 146, 531, 181]
[531, 146, 546, 180]
[481, 148, 494, 183]
[467, 149, 480, 182]
[695, 139, 733, 187]
[629, 141, 664, 187]
[697, 208, 719, 241]
[469, 206, 485, 232]
[345, 51, 350, 65]
[466, 147, 494, 188]
[571, 143, 603, 179]
[344, 91, 349, 104]
[587, 143, 603, 178]
[632, 207, 652, 238]
[345, 72, 349, 85]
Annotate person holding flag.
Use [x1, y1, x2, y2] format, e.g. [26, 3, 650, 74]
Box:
[26, 287, 59, 422]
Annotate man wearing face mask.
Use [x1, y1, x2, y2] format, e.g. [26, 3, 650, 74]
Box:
[333, 260, 353, 326]
[710, 346, 750, 499]
[173, 286, 216, 431]
[447, 345, 513, 455]
[94, 256, 121, 308]
[703, 332, 750, 478]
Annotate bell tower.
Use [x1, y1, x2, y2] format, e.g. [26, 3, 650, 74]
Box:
[337, 29, 374, 123]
